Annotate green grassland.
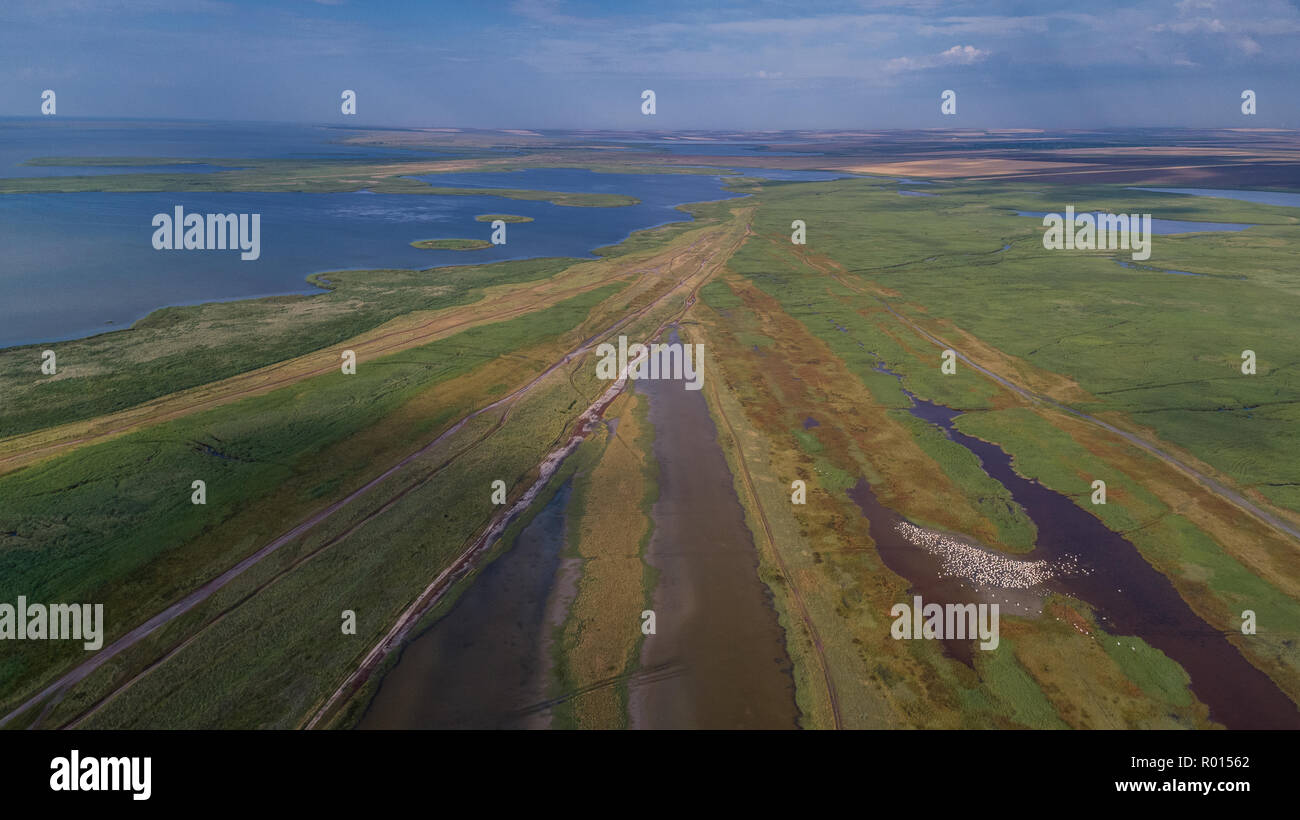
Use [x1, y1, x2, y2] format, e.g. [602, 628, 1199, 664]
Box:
[745, 176, 1300, 516]
[4, 153, 1297, 729]
[954, 406, 1300, 692]
[0, 157, 642, 207]
[410, 238, 491, 250]
[0, 187, 733, 443]
[48, 205, 719, 727]
[0, 283, 623, 721]
[713, 173, 1300, 718]
[75, 358, 610, 729]
[0, 181, 733, 727]
[475, 214, 534, 223]
[698, 244, 1222, 727]
[0, 256, 574, 439]
[695, 283, 1088, 727]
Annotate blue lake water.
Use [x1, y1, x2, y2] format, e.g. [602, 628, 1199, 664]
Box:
[1129, 187, 1300, 208]
[1014, 211, 1255, 234]
[0, 123, 854, 348]
[0, 169, 748, 348]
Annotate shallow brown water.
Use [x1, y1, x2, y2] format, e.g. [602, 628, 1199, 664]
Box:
[358, 325, 800, 729]
[357, 483, 573, 729]
[628, 332, 799, 729]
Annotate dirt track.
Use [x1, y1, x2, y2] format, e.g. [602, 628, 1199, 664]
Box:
[0, 225, 716, 476]
[305, 210, 753, 728]
[804, 248, 1300, 547]
[0, 210, 751, 730]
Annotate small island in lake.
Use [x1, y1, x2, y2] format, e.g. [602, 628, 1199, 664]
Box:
[474, 214, 534, 223]
[410, 238, 492, 250]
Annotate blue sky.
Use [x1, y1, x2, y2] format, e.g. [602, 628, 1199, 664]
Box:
[2, 0, 1298, 129]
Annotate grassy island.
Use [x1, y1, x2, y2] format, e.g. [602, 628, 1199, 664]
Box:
[410, 238, 493, 250]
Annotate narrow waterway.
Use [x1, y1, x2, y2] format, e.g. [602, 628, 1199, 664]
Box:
[360, 327, 800, 729]
[628, 330, 800, 729]
[851, 359, 1300, 728]
[357, 483, 573, 729]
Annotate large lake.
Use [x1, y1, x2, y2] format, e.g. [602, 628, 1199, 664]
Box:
[0, 168, 758, 348]
[0, 120, 861, 348]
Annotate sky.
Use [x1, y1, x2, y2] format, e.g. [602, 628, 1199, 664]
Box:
[2, 0, 1298, 129]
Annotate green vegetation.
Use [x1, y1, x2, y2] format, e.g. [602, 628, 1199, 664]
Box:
[410, 238, 492, 250]
[719, 173, 1300, 716]
[0, 256, 576, 439]
[0, 190, 742, 729]
[0, 195, 738, 444]
[4, 150, 1297, 730]
[750, 177, 1300, 513]
[890, 409, 1037, 552]
[475, 214, 534, 223]
[1101, 633, 1194, 708]
[0, 157, 640, 207]
[953, 405, 1300, 689]
[969, 638, 1069, 728]
[548, 392, 658, 729]
[0, 284, 624, 721]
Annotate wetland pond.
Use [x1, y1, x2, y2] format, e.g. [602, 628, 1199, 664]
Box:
[848, 358, 1300, 728]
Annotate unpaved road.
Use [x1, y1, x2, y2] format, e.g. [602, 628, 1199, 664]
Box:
[811, 250, 1300, 546]
[0, 234, 705, 476]
[307, 212, 753, 728]
[0, 212, 750, 730]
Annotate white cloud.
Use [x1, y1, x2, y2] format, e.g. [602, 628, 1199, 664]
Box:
[1235, 35, 1262, 55]
[885, 44, 988, 72]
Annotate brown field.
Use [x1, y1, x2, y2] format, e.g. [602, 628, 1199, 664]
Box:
[0, 217, 743, 475]
[554, 390, 653, 728]
[837, 158, 1093, 178]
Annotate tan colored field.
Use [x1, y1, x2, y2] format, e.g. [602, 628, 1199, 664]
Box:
[715, 272, 1018, 548]
[0, 217, 743, 475]
[554, 391, 653, 728]
[836, 158, 1090, 178]
[689, 272, 1022, 727]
